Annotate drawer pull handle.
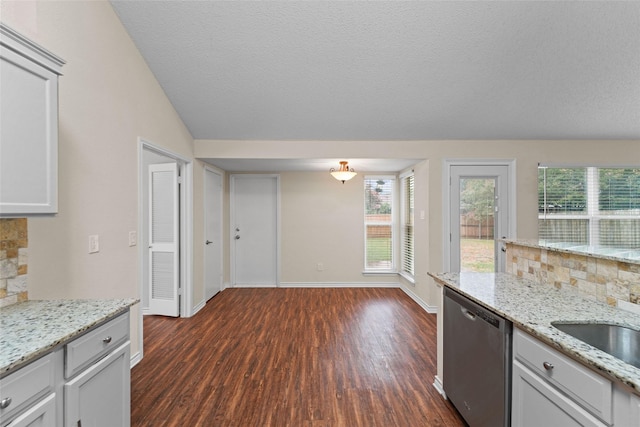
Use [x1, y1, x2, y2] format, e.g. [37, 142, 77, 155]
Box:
[0, 397, 12, 409]
[543, 361, 554, 370]
[103, 336, 112, 344]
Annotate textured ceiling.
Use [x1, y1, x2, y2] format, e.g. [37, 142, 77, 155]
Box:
[111, 1, 640, 142]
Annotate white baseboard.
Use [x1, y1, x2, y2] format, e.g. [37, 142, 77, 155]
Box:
[233, 284, 278, 288]
[401, 285, 438, 314]
[130, 350, 142, 369]
[279, 282, 400, 288]
[433, 375, 447, 399]
[191, 299, 206, 316]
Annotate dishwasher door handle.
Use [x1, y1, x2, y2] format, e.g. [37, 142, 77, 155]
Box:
[461, 307, 477, 321]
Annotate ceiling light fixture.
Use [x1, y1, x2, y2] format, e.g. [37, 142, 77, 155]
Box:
[330, 161, 357, 184]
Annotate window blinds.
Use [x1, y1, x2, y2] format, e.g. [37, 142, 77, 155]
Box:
[401, 174, 414, 276]
[364, 177, 394, 270]
[538, 166, 640, 248]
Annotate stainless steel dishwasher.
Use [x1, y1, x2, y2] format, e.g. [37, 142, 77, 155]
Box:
[443, 287, 512, 427]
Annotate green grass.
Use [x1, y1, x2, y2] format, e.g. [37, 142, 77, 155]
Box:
[365, 237, 495, 272]
[461, 238, 495, 272]
[366, 237, 392, 265]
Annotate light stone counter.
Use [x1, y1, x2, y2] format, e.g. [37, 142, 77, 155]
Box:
[0, 298, 138, 377]
[429, 272, 640, 395]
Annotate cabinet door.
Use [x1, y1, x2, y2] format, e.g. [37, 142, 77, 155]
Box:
[6, 394, 55, 427]
[512, 360, 606, 427]
[0, 26, 62, 215]
[64, 342, 130, 427]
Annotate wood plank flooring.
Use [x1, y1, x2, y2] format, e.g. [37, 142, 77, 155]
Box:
[131, 288, 467, 426]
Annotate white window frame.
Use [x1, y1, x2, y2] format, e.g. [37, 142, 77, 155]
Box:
[363, 175, 397, 273]
[538, 164, 640, 248]
[399, 169, 415, 279]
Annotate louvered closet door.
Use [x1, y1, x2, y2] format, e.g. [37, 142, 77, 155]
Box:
[148, 163, 179, 317]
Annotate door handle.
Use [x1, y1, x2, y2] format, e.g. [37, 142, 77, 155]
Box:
[206, 240, 213, 245]
[461, 308, 477, 321]
[235, 235, 240, 240]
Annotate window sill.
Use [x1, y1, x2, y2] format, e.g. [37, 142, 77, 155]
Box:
[362, 270, 398, 276]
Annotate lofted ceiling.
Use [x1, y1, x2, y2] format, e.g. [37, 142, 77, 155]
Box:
[110, 1, 640, 171]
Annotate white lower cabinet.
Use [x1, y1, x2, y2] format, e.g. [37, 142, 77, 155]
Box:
[512, 327, 640, 427]
[64, 342, 130, 427]
[6, 395, 56, 427]
[612, 384, 640, 427]
[0, 354, 55, 427]
[0, 311, 131, 427]
[512, 360, 606, 427]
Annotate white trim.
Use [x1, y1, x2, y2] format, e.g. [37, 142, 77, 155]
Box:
[191, 299, 206, 316]
[130, 351, 142, 370]
[233, 284, 278, 288]
[399, 271, 416, 285]
[442, 159, 517, 272]
[362, 270, 398, 275]
[279, 282, 400, 288]
[203, 165, 224, 302]
[0, 23, 65, 74]
[399, 167, 415, 180]
[539, 162, 640, 168]
[363, 175, 398, 272]
[400, 284, 438, 314]
[433, 375, 447, 399]
[137, 138, 195, 363]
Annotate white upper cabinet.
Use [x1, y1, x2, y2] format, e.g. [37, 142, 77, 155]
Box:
[0, 24, 64, 216]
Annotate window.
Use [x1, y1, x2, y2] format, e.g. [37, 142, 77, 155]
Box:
[364, 176, 395, 271]
[400, 172, 414, 277]
[538, 165, 640, 248]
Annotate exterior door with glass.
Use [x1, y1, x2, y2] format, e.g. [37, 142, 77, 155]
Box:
[449, 164, 511, 273]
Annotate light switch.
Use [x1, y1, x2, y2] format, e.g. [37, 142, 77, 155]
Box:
[128, 231, 137, 247]
[89, 235, 99, 253]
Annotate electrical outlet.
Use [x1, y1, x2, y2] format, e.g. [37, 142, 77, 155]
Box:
[89, 235, 99, 253]
[128, 231, 137, 247]
[316, 262, 324, 271]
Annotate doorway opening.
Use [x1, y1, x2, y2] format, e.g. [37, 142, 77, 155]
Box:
[137, 139, 193, 357]
[444, 160, 516, 273]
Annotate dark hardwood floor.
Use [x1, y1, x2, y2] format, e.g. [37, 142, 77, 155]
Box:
[131, 288, 467, 426]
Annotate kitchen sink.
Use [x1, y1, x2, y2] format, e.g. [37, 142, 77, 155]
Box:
[551, 322, 640, 369]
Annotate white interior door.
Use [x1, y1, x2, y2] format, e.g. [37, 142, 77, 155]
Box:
[448, 164, 511, 273]
[204, 168, 223, 300]
[148, 163, 180, 316]
[231, 175, 279, 287]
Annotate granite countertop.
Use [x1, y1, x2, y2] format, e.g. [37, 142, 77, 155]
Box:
[0, 299, 138, 377]
[429, 272, 640, 395]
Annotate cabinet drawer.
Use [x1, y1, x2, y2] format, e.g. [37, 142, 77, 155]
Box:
[5, 393, 56, 427]
[512, 360, 607, 427]
[65, 312, 129, 379]
[513, 328, 612, 424]
[0, 354, 54, 424]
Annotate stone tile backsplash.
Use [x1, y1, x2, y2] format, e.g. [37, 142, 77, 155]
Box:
[506, 242, 640, 310]
[0, 218, 28, 307]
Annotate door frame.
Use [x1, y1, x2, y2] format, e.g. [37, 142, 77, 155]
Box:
[229, 174, 281, 287]
[204, 165, 224, 300]
[442, 159, 517, 272]
[137, 139, 193, 359]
